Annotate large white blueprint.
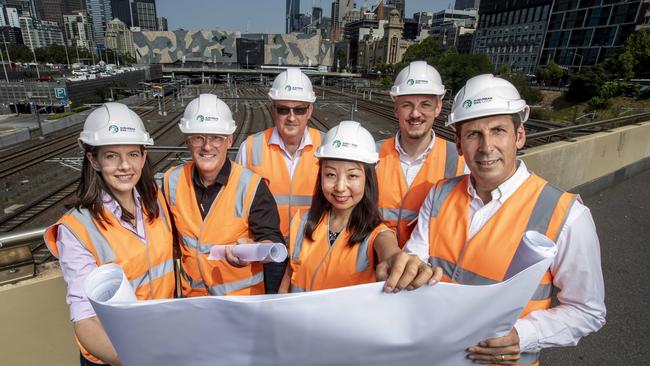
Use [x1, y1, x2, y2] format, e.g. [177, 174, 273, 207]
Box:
[86, 231, 557, 366]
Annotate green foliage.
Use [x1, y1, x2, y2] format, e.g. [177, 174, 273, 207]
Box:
[566, 65, 609, 102]
[536, 61, 567, 86]
[610, 29, 650, 79]
[638, 88, 650, 100]
[586, 96, 610, 112]
[599, 81, 640, 99]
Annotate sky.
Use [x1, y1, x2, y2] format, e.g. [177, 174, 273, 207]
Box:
[156, 0, 456, 34]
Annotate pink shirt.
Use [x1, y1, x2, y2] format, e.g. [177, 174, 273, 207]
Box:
[56, 190, 146, 322]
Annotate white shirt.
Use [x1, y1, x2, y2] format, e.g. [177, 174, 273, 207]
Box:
[393, 130, 436, 188]
[236, 127, 313, 179]
[405, 161, 606, 353]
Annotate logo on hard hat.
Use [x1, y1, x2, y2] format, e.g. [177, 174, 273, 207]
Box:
[462, 100, 472, 109]
[332, 140, 342, 148]
[285, 85, 304, 92]
[407, 79, 415, 86]
[108, 124, 119, 134]
[196, 115, 205, 122]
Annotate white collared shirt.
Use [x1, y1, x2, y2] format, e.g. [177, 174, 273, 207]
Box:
[405, 161, 606, 353]
[393, 130, 436, 187]
[236, 127, 312, 179]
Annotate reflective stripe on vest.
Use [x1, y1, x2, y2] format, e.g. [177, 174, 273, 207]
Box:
[235, 168, 256, 217]
[209, 271, 264, 296]
[428, 256, 552, 301]
[443, 140, 460, 178]
[274, 194, 312, 207]
[291, 213, 310, 260]
[519, 352, 540, 364]
[380, 208, 418, 222]
[180, 266, 206, 289]
[290, 283, 306, 293]
[430, 176, 465, 218]
[167, 164, 185, 207]
[181, 235, 213, 254]
[129, 258, 175, 290]
[250, 131, 265, 166]
[356, 235, 372, 272]
[70, 208, 116, 263]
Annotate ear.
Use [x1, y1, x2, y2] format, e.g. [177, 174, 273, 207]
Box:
[454, 128, 464, 156]
[515, 123, 526, 149]
[86, 152, 101, 171]
[226, 135, 234, 149]
[305, 103, 314, 119]
[434, 96, 443, 116]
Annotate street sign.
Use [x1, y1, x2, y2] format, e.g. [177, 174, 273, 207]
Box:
[55, 87, 67, 99]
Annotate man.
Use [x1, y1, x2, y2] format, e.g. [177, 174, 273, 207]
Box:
[404, 74, 606, 365]
[376, 61, 465, 247]
[164, 93, 284, 296]
[236, 67, 322, 238]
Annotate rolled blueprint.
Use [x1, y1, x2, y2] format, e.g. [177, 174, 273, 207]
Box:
[504, 230, 558, 280]
[84, 263, 137, 304]
[207, 243, 287, 263]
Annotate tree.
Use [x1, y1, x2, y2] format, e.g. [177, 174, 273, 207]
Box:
[536, 61, 567, 86]
[502, 72, 543, 105]
[400, 36, 445, 66]
[611, 29, 650, 79]
[566, 65, 609, 102]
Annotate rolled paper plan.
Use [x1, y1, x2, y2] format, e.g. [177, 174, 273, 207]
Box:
[84, 263, 137, 304]
[208, 243, 288, 263]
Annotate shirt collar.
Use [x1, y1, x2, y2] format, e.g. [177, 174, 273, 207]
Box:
[102, 189, 141, 217]
[467, 160, 531, 204]
[269, 127, 312, 151]
[394, 130, 436, 161]
[192, 159, 231, 189]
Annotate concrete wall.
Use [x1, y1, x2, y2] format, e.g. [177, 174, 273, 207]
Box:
[0, 268, 77, 366]
[0, 127, 30, 148]
[522, 121, 650, 191]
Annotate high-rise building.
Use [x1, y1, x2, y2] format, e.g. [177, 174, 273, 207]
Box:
[0, 5, 20, 27]
[105, 17, 134, 58]
[19, 15, 64, 48]
[455, 0, 480, 11]
[473, 0, 552, 73]
[286, 0, 300, 33]
[34, 0, 86, 29]
[0, 25, 23, 44]
[157, 16, 166, 31]
[540, 0, 645, 70]
[85, 0, 112, 45]
[0, 0, 37, 18]
[131, 0, 157, 31]
[111, 0, 131, 27]
[63, 10, 93, 49]
[330, 0, 354, 41]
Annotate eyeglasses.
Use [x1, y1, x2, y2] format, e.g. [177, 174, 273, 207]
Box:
[273, 105, 309, 116]
[186, 135, 228, 148]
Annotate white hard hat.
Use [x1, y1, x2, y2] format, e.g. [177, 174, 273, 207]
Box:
[315, 121, 379, 164]
[447, 74, 530, 127]
[268, 67, 316, 103]
[178, 94, 237, 134]
[390, 61, 445, 98]
[79, 102, 153, 147]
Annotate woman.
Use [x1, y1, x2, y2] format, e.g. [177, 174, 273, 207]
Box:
[279, 121, 439, 293]
[44, 102, 175, 366]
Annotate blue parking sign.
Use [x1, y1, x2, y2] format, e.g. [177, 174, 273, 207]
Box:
[55, 87, 67, 99]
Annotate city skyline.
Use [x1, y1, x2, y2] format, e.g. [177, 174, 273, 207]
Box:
[155, 0, 455, 34]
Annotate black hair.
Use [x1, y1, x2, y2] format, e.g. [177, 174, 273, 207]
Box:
[304, 160, 383, 245]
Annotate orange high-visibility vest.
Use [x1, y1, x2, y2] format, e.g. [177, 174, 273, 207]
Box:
[244, 127, 323, 236]
[164, 161, 265, 297]
[44, 191, 175, 364]
[376, 135, 464, 247]
[288, 210, 389, 292]
[426, 174, 576, 366]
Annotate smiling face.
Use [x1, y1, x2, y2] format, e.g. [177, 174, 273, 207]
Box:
[186, 133, 233, 184]
[456, 114, 526, 193]
[88, 145, 146, 202]
[270, 100, 313, 142]
[320, 159, 366, 216]
[394, 94, 442, 141]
